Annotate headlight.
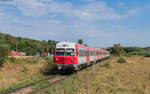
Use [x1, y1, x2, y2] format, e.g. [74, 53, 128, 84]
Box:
[62, 58, 65, 61]
[56, 58, 59, 61]
[70, 58, 73, 62]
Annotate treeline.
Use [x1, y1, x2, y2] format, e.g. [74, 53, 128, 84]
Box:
[0, 32, 57, 56]
[107, 44, 150, 56]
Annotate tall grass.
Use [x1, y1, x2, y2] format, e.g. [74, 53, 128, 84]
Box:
[43, 56, 53, 66]
[7, 57, 40, 64]
[0, 43, 10, 66]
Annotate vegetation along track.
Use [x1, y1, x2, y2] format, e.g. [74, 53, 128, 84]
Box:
[1, 60, 105, 94]
[0, 75, 65, 94]
[27, 75, 67, 94]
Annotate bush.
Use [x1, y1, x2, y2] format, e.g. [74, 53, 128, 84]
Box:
[144, 53, 150, 57]
[32, 59, 39, 64]
[118, 57, 127, 63]
[43, 57, 53, 69]
[124, 53, 132, 57]
[0, 43, 10, 66]
[22, 66, 28, 73]
[104, 61, 110, 68]
[7, 57, 16, 63]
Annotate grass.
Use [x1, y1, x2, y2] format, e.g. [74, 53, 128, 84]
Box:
[104, 61, 111, 68]
[32, 80, 51, 90]
[35, 56, 150, 94]
[0, 76, 45, 94]
[0, 56, 54, 91]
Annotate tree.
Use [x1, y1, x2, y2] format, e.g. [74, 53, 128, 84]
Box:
[112, 43, 126, 56]
[0, 41, 10, 66]
[0, 32, 57, 56]
[78, 39, 83, 44]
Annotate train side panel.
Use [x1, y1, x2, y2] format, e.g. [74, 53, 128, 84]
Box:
[76, 44, 89, 68]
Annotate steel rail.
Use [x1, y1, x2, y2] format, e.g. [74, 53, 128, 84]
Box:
[0, 75, 58, 94]
[27, 76, 67, 94]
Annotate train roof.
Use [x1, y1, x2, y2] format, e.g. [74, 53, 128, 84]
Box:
[56, 41, 108, 52]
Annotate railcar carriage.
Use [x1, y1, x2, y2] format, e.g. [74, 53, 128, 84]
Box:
[54, 41, 110, 71]
[54, 42, 77, 70]
[54, 41, 89, 70]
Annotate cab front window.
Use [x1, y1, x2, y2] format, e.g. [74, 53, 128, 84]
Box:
[66, 48, 74, 56]
[56, 48, 74, 56]
[56, 48, 65, 55]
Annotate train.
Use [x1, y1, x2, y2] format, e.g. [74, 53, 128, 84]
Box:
[54, 41, 110, 71]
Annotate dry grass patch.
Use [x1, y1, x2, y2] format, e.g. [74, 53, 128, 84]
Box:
[37, 56, 150, 94]
[0, 57, 46, 90]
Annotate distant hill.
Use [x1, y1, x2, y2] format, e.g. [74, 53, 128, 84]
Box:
[0, 32, 57, 56]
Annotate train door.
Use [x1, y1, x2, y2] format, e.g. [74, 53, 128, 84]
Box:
[77, 47, 86, 65]
[86, 48, 89, 63]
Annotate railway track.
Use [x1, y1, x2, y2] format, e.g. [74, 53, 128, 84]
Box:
[27, 76, 67, 94]
[0, 75, 66, 94]
[1, 60, 105, 94]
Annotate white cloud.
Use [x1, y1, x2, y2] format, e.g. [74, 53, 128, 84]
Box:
[118, 2, 125, 7]
[6, 0, 72, 17]
[127, 9, 138, 15]
[47, 19, 61, 24]
[74, 2, 124, 21]
[2, 0, 132, 21]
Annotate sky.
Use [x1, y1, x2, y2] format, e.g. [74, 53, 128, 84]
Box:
[0, 0, 150, 47]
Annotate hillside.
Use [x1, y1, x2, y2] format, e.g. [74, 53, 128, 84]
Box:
[0, 32, 57, 56]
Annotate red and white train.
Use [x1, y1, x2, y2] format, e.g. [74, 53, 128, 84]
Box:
[54, 41, 110, 70]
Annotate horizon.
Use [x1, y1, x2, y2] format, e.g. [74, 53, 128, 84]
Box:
[0, 0, 150, 47]
[1, 32, 150, 48]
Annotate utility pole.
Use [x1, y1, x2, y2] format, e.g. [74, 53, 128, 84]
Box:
[52, 45, 53, 56]
[46, 43, 48, 56]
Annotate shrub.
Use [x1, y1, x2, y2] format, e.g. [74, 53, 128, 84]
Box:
[118, 57, 127, 63]
[26, 59, 32, 64]
[22, 66, 28, 73]
[0, 43, 10, 66]
[104, 61, 111, 68]
[7, 57, 16, 63]
[144, 53, 150, 57]
[43, 57, 53, 69]
[32, 59, 39, 64]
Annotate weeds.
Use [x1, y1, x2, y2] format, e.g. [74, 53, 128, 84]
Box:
[0, 43, 10, 66]
[32, 59, 39, 64]
[25, 58, 39, 64]
[0, 57, 46, 91]
[32, 80, 51, 90]
[7, 57, 16, 63]
[104, 61, 111, 68]
[118, 57, 127, 63]
[43, 57, 53, 69]
[28, 56, 150, 94]
[0, 76, 45, 94]
[22, 66, 28, 73]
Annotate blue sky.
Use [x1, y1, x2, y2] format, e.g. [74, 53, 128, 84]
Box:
[0, 0, 150, 47]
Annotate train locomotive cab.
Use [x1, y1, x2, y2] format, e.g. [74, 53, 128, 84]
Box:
[54, 42, 77, 70]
